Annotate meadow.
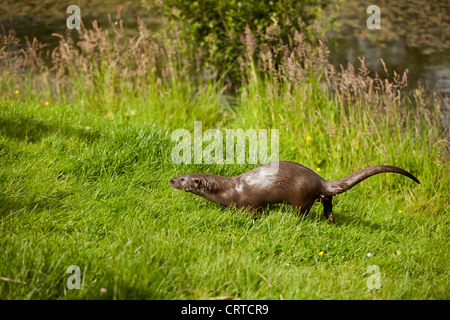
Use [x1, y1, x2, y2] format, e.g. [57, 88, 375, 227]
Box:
[0, 20, 448, 299]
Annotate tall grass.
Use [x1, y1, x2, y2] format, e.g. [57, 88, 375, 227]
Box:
[0, 20, 448, 299]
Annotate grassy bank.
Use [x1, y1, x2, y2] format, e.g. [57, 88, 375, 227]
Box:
[0, 21, 448, 299]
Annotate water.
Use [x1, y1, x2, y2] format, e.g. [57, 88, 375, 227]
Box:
[327, 37, 450, 133]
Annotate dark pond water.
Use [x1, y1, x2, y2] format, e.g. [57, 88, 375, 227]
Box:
[327, 37, 450, 132]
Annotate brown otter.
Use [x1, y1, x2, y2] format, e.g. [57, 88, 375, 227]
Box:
[169, 161, 420, 223]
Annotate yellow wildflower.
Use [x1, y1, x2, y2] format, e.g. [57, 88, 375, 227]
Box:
[318, 251, 324, 256]
[14, 90, 19, 94]
[306, 136, 311, 141]
[44, 101, 49, 106]
[398, 210, 402, 213]
[316, 168, 321, 172]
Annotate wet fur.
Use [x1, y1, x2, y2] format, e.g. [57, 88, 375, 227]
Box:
[170, 161, 420, 223]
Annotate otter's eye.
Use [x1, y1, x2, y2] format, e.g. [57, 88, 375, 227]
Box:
[181, 178, 185, 181]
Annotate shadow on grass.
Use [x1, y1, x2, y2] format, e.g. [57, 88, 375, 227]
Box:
[0, 114, 101, 143]
[333, 210, 386, 230]
[0, 191, 72, 218]
[257, 203, 389, 231]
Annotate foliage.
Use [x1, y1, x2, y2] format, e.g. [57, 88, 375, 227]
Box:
[143, 0, 332, 83]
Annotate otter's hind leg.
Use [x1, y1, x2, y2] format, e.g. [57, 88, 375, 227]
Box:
[290, 203, 312, 220]
[322, 197, 334, 224]
[253, 208, 262, 220]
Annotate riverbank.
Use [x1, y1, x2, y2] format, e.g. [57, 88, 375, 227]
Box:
[1, 20, 448, 299]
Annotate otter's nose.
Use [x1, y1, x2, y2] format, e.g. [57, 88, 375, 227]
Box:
[170, 178, 174, 184]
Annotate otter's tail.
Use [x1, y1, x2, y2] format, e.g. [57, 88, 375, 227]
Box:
[323, 165, 420, 196]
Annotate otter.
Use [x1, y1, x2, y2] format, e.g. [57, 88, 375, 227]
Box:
[169, 161, 419, 223]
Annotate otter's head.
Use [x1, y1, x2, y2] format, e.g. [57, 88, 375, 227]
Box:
[170, 174, 205, 195]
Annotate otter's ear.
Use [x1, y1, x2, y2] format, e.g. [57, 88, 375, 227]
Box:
[193, 178, 202, 188]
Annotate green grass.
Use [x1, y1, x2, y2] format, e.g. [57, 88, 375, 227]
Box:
[0, 74, 448, 299]
[0, 18, 448, 299]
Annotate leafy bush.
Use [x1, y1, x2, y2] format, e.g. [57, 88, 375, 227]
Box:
[145, 0, 330, 83]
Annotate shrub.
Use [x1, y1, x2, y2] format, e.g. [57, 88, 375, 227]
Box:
[144, 0, 331, 84]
